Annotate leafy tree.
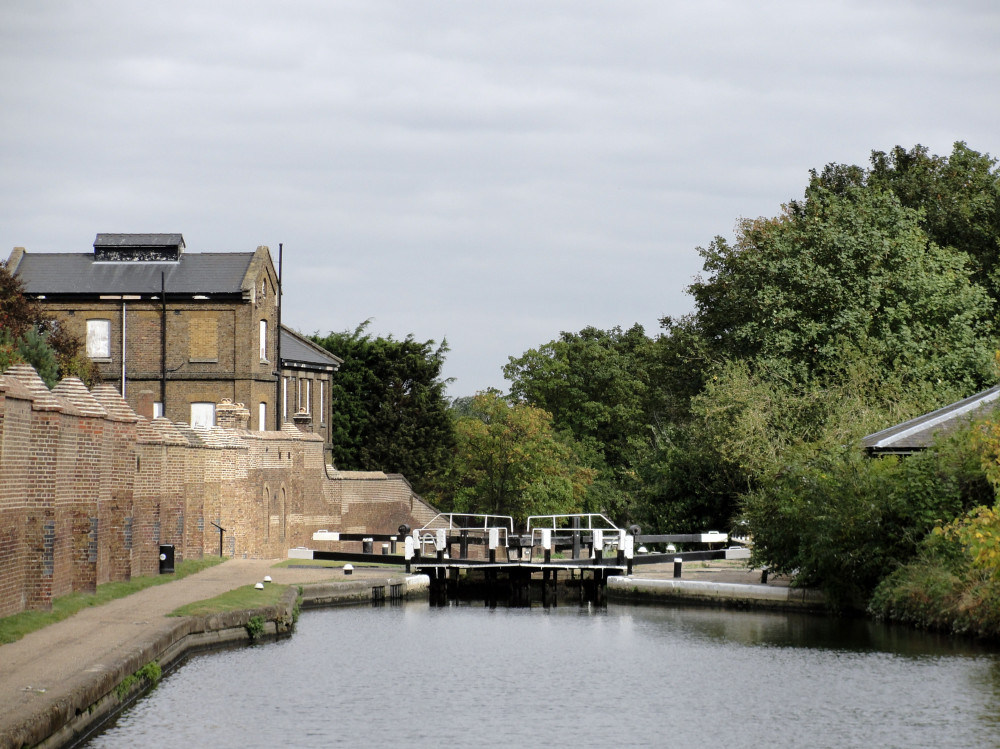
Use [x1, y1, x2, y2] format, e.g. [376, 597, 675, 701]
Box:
[869, 142, 1000, 303]
[445, 390, 595, 525]
[505, 325, 659, 467]
[635, 421, 745, 534]
[504, 324, 665, 523]
[0, 261, 98, 387]
[13, 328, 58, 385]
[687, 176, 995, 391]
[0, 260, 45, 340]
[311, 321, 454, 496]
[638, 145, 999, 542]
[743, 424, 992, 610]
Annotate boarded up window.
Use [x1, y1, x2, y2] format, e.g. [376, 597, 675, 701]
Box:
[86, 319, 111, 359]
[190, 402, 215, 428]
[189, 314, 218, 361]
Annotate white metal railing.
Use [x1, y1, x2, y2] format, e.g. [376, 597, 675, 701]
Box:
[418, 513, 514, 533]
[410, 513, 514, 558]
[524, 514, 629, 561]
[526, 513, 620, 533]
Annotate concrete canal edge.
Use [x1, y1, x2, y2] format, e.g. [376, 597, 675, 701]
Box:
[298, 574, 429, 609]
[13, 573, 823, 749]
[11, 574, 430, 749]
[607, 575, 827, 611]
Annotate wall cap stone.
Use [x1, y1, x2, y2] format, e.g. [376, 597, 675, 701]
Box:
[90, 385, 140, 423]
[52, 378, 108, 418]
[3, 364, 64, 412]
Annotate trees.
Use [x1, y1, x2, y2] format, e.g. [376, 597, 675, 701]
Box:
[504, 325, 658, 467]
[446, 391, 595, 525]
[687, 174, 995, 392]
[869, 142, 1000, 303]
[630, 143, 1000, 552]
[310, 321, 454, 496]
[743, 423, 993, 610]
[504, 324, 665, 523]
[0, 261, 98, 387]
[663, 143, 1000, 606]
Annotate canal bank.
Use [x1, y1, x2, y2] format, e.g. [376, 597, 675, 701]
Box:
[607, 575, 826, 610]
[0, 561, 429, 749]
[0, 558, 810, 749]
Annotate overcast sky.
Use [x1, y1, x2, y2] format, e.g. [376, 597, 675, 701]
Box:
[2, 1, 998, 396]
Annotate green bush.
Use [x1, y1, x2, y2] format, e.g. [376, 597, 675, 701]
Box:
[870, 530, 1000, 639]
[743, 428, 988, 611]
[245, 615, 266, 641]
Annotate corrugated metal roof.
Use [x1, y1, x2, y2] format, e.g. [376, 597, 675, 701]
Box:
[862, 384, 1000, 454]
[280, 326, 342, 369]
[14, 252, 254, 296]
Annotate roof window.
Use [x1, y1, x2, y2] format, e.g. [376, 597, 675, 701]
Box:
[93, 233, 185, 262]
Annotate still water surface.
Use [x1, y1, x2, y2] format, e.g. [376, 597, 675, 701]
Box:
[86, 602, 1000, 748]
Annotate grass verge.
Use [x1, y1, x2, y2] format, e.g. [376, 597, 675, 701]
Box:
[169, 583, 289, 617]
[0, 556, 224, 645]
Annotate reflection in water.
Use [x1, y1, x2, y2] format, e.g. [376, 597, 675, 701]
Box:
[619, 603, 997, 656]
[86, 603, 1000, 749]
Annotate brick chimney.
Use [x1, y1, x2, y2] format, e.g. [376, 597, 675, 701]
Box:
[216, 399, 250, 430]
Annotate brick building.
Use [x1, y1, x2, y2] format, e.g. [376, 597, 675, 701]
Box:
[7, 233, 341, 449]
[279, 326, 342, 452]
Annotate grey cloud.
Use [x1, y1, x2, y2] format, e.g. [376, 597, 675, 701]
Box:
[1, 0, 998, 394]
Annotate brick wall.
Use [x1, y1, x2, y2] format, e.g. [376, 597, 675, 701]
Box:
[0, 366, 438, 618]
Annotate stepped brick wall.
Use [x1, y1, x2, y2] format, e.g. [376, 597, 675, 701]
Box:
[0, 366, 439, 618]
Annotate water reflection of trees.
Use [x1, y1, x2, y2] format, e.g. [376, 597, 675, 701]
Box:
[614, 604, 1000, 657]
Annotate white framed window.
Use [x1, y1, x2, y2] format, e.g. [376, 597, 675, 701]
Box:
[259, 320, 268, 362]
[298, 378, 310, 413]
[259, 402, 266, 431]
[190, 402, 215, 428]
[153, 402, 164, 419]
[282, 377, 289, 421]
[319, 380, 325, 425]
[86, 319, 111, 359]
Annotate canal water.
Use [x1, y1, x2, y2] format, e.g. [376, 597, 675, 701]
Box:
[85, 602, 1000, 748]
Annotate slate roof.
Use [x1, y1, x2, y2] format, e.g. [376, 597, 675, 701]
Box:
[12, 251, 255, 297]
[862, 384, 1000, 455]
[280, 327, 342, 371]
